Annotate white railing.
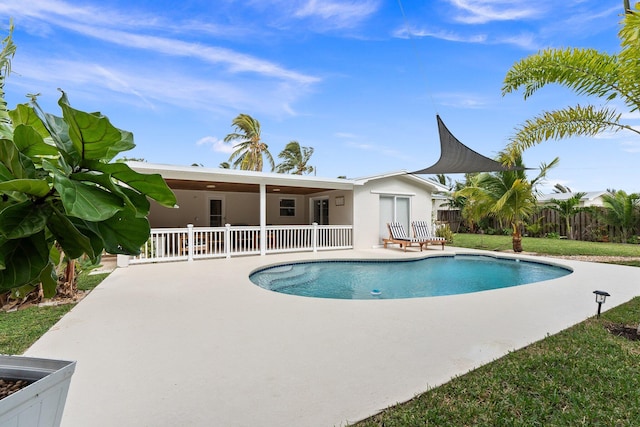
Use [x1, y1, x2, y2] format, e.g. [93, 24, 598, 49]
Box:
[130, 223, 353, 264]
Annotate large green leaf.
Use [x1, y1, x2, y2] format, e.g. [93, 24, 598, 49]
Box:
[45, 160, 124, 221]
[9, 103, 50, 138]
[13, 123, 59, 158]
[0, 200, 51, 239]
[0, 138, 36, 179]
[0, 232, 50, 292]
[71, 170, 137, 213]
[96, 210, 150, 255]
[120, 186, 150, 218]
[0, 161, 14, 181]
[83, 160, 177, 207]
[30, 100, 81, 166]
[0, 178, 50, 197]
[68, 218, 105, 259]
[48, 207, 96, 259]
[58, 92, 135, 162]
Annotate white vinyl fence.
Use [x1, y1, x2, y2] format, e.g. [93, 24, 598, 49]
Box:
[129, 223, 353, 264]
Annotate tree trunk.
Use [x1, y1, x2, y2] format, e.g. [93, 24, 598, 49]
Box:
[512, 222, 523, 252]
[512, 234, 523, 252]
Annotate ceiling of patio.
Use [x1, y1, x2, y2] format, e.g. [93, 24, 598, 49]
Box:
[165, 179, 334, 195]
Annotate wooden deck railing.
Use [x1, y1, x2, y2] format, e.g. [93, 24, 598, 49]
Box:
[129, 223, 353, 264]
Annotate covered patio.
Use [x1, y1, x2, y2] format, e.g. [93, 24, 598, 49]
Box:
[124, 162, 356, 264]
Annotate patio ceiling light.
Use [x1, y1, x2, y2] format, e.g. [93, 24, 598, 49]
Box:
[206, 184, 216, 189]
[272, 188, 280, 192]
[593, 290, 610, 318]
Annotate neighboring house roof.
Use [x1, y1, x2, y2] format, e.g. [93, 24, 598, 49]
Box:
[128, 161, 355, 195]
[353, 170, 449, 192]
[537, 191, 608, 206]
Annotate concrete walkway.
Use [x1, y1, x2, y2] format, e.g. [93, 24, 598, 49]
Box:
[26, 248, 640, 427]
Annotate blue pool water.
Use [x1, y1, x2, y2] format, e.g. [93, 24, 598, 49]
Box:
[249, 255, 572, 300]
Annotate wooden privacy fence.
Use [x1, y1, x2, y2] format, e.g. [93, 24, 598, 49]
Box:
[437, 208, 639, 242]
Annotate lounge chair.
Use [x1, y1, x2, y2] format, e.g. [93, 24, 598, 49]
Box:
[383, 222, 428, 252]
[411, 220, 446, 250]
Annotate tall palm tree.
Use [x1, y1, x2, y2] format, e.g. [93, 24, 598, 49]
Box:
[224, 114, 275, 172]
[547, 192, 588, 239]
[275, 141, 315, 175]
[600, 190, 640, 242]
[502, 3, 640, 154]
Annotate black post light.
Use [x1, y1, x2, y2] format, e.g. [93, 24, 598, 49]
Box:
[593, 290, 610, 318]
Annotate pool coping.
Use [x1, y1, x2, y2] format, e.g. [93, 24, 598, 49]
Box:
[25, 247, 640, 427]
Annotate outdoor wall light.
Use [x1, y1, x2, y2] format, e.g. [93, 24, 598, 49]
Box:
[593, 290, 610, 318]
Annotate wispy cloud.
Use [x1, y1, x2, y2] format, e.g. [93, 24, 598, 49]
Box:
[53, 20, 319, 85]
[393, 25, 537, 49]
[393, 26, 487, 43]
[293, 0, 381, 29]
[197, 136, 234, 154]
[2, 0, 321, 116]
[435, 92, 489, 109]
[620, 140, 640, 153]
[11, 55, 310, 117]
[446, 0, 545, 24]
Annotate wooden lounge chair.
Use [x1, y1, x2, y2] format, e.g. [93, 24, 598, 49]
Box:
[411, 220, 446, 250]
[383, 222, 428, 252]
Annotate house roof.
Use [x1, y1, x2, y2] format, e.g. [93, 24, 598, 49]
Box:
[128, 161, 355, 195]
[353, 170, 449, 192]
[537, 191, 608, 203]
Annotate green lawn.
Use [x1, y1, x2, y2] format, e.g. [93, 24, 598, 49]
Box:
[0, 271, 109, 355]
[452, 233, 640, 257]
[354, 298, 640, 426]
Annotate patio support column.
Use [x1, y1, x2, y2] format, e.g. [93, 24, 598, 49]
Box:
[260, 183, 266, 256]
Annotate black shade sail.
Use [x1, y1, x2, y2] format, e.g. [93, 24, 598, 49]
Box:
[412, 115, 516, 174]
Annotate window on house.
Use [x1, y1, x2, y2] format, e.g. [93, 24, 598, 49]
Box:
[280, 198, 296, 216]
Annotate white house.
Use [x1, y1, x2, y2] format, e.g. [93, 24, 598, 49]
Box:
[122, 162, 446, 264]
[537, 191, 608, 208]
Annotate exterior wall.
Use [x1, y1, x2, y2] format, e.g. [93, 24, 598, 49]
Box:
[266, 194, 307, 225]
[353, 176, 434, 249]
[305, 190, 353, 225]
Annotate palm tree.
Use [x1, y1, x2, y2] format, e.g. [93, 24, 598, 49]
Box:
[224, 114, 275, 172]
[546, 192, 588, 239]
[600, 190, 640, 242]
[219, 162, 230, 169]
[502, 3, 640, 154]
[552, 183, 572, 194]
[428, 174, 453, 190]
[275, 141, 315, 175]
[456, 152, 557, 252]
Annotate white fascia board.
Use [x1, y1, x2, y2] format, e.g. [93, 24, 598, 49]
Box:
[127, 162, 355, 190]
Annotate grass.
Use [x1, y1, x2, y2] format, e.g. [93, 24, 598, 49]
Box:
[354, 298, 640, 426]
[0, 271, 109, 355]
[452, 233, 640, 257]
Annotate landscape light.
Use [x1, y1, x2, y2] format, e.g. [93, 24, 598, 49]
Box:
[593, 290, 610, 318]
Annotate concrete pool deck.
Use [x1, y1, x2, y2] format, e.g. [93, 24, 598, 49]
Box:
[25, 247, 640, 427]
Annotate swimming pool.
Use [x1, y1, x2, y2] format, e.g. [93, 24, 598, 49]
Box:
[249, 254, 572, 300]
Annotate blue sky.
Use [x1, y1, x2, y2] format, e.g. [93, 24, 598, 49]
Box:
[1, 0, 636, 193]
